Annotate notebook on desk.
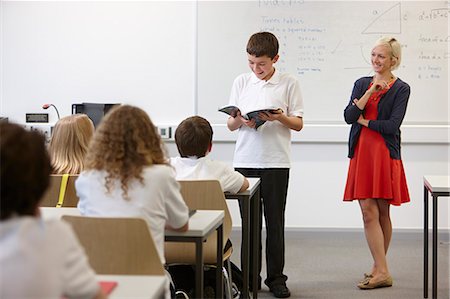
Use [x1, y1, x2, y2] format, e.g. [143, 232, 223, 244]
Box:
[99, 281, 118, 294]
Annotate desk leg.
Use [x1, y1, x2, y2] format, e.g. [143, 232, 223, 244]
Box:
[241, 198, 250, 299]
[424, 186, 429, 298]
[195, 239, 204, 299]
[432, 195, 438, 299]
[251, 188, 261, 299]
[216, 224, 224, 299]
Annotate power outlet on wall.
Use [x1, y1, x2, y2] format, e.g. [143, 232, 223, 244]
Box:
[26, 124, 53, 143]
[158, 126, 172, 139]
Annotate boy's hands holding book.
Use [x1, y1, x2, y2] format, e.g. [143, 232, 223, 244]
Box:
[256, 108, 283, 121]
[219, 105, 283, 129]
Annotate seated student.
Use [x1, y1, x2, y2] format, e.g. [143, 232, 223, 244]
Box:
[48, 114, 95, 174]
[75, 105, 189, 299]
[0, 122, 105, 299]
[171, 115, 249, 193]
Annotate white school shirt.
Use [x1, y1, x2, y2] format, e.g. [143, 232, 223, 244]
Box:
[170, 156, 246, 194]
[229, 70, 304, 168]
[76, 165, 189, 265]
[0, 217, 99, 299]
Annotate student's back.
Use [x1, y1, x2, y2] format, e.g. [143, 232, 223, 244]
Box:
[0, 122, 104, 299]
[75, 105, 189, 299]
[0, 217, 99, 299]
[77, 164, 187, 263]
[171, 156, 247, 193]
[171, 116, 249, 193]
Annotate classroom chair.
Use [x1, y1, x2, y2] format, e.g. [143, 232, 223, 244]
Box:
[62, 215, 164, 275]
[165, 180, 234, 298]
[40, 174, 79, 207]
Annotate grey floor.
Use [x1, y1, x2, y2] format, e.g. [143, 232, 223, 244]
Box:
[229, 230, 450, 299]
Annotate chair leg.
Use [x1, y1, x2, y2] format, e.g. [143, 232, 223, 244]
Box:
[227, 259, 233, 285]
[222, 264, 233, 299]
[175, 290, 190, 299]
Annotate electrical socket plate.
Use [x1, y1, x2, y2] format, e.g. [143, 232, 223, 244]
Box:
[158, 126, 171, 139]
[26, 124, 53, 142]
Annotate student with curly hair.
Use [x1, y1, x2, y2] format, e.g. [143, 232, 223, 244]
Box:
[75, 105, 189, 299]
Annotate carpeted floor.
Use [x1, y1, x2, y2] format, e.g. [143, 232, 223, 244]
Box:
[229, 229, 450, 299]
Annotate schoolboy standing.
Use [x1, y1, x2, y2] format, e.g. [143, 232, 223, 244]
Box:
[226, 31, 304, 298]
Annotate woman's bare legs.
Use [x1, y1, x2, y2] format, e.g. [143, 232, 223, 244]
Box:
[359, 198, 391, 282]
[367, 199, 392, 276]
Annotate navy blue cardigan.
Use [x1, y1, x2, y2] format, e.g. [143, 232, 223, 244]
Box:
[344, 76, 410, 159]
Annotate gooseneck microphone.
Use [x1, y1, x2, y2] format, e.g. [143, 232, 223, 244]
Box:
[42, 104, 61, 120]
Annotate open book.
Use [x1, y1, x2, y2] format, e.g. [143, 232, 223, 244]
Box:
[218, 105, 282, 129]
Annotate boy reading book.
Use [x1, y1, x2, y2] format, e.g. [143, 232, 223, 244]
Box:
[226, 31, 304, 298]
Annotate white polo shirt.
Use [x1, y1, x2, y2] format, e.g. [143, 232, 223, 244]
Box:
[229, 70, 304, 168]
[170, 156, 245, 194]
[0, 217, 99, 299]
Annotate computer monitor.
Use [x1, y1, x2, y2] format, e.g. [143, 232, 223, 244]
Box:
[72, 103, 119, 128]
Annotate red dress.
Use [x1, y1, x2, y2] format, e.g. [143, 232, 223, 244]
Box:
[344, 81, 410, 206]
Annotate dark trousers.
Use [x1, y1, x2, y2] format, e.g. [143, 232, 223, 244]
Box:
[235, 168, 290, 288]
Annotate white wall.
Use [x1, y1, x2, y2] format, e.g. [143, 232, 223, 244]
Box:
[2, 1, 449, 230]
[164, 138, 449, 230]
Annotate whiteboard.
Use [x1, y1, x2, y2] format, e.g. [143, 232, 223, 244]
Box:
[2, 1, 196, 124]
[197, 1, 449, 125]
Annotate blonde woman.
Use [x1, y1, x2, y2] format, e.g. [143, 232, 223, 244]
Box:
[344, 37, 410, 289]
[48, 114, 94, 174]
[75, 105, 189, 299]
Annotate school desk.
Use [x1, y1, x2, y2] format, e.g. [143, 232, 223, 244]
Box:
[423, 175, 450, 299]
[225, 177, 261, 299]
[165, 210, 224, 299]
[40, 207, 224, 299]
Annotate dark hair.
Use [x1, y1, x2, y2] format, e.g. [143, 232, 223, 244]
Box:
[1, 122, 51, 220]
[175, 116, 213, 158]
[246, 32, 279, 59]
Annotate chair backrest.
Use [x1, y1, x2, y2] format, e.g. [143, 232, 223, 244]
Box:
[62, 215, 164, 275]
[164, 180, 232, 264]
[40, 174, 79, 207]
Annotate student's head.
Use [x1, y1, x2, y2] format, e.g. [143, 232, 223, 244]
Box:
[1, 122, 52, 220]
[175, 116, 213, 158]
[246, 32, 279, 80]
[48, 114, 94, 174]
[371, 37, 402, 71]
[85, 105, 167, 196]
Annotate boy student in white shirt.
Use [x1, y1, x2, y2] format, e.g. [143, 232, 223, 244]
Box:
[171, 115, 249, 193]
[0, 122, 106, 299]
[226, 31, 304, 298]
[76, 105, 189, 299]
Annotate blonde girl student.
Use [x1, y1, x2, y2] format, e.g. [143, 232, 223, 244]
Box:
[48, 114, 94, 174]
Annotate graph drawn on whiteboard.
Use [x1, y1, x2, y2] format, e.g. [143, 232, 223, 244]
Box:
[362, 2, 402, 34]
